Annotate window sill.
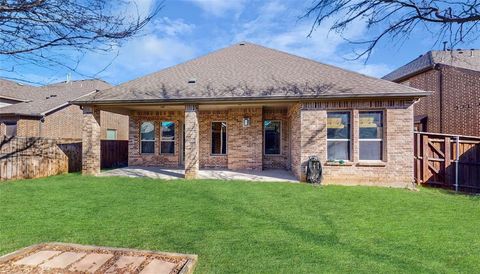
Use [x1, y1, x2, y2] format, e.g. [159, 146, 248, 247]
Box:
[356, 161, 386, 167]
[324, 161, 354, 166]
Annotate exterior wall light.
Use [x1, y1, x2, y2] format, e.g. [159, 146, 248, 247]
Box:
[243, 117, 251, 127]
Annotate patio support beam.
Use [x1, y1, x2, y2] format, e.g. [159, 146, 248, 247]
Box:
[184, 104, 199, 179]
[82, 106, 101, 175]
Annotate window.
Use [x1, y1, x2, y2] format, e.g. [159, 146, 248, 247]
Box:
[5, 122, 17, 136]
[211, 122, 227, 155]
[359, 111, 383, 160]
[140, 122, 155, 154]
[106, 129, 117, 140]
[264, 120, 281, 155]
[160, 121, 175, 154]
[327, 112, 351, 161]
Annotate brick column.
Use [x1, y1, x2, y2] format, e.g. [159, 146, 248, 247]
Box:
[82, 106, 101, 175]
[184, 104, 199, 179]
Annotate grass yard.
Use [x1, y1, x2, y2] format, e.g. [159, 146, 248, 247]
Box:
[0, 174, 479, 273]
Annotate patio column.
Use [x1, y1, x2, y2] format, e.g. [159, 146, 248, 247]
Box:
[184, 104, 199, 179]
[82, 106, 101, 175]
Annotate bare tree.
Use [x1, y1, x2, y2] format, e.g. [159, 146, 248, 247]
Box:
[0, 0, 162, 83]
[303, 0, 480, 60]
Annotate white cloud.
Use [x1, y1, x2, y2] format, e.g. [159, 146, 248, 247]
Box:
[154, 17, 195, 36]
[231, 0, 390, 77]
[77, 15, 198, 84]
[187, 0, 246, 17]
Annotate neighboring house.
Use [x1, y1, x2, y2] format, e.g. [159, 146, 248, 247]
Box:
[383, 49, 480, 136]
[74, 42, 429, 186]
[0, 79, 128, 140]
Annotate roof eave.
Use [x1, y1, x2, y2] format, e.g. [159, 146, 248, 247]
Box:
[72, 91, 432, 106]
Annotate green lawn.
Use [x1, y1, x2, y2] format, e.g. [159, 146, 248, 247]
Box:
[0, 174, 479, 273]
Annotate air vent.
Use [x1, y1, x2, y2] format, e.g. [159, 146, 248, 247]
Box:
[188, 78, 196, 84]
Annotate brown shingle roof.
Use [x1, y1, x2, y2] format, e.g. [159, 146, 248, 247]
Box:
[383, 49, 480, 82]
[0, 79, 37, 101]
[0, 79, 111, 117]
[75, 42, 429, 105]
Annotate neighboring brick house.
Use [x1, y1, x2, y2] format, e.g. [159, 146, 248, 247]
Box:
[383, 49, 480, 136]
[74, 42, 430, 186]
[0, 79, 128, 140]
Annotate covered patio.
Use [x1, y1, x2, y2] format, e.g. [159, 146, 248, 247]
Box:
[99, 166, 298, 182]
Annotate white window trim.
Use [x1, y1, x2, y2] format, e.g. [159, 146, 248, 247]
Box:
[358, 110, 385, 161]
[211, 121, 228, 156]
[160, 121, 176, 155]
[263, 120, 282, 156]
[140, 121, 155, 154]
[326, 111, 352, 161]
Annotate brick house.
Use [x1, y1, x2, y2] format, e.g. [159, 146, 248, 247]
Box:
[383, 49, 480, 136]
[74, 42, 429, 186]
[0, 79, 128, 140]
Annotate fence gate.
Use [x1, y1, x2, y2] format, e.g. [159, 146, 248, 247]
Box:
[414, 132, 480, 193]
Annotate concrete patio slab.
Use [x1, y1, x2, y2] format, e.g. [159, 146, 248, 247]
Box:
[0, 243, 198, 274]
[100, 166, 298, 182]
[69, 253, 113, 272]
[40, 251, 86, 269]
[140, 259, 176, 274]
[105, 255, 145, 273]
[13, 250, 61, 266]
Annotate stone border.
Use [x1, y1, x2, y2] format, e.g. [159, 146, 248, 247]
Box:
[0, 242, 198, 274]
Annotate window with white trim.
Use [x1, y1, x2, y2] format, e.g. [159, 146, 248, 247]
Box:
[160, 121, 175, 154]
[140, 122, 155, 154]
[359, 111, 383, 160]
[327, 112, 351, 161]
[264, 120, 281, 155]
[211, 122, 227, 155]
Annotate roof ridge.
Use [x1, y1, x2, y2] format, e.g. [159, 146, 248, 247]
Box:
[246, 42, 421, 92]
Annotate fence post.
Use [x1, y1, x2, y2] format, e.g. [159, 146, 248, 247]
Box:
[455, 135, 460, 192]
[422, 134, 429, 184]
[444, 137, 451, 186]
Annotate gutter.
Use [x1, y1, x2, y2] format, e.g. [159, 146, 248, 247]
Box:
[71, 91, 432, 106]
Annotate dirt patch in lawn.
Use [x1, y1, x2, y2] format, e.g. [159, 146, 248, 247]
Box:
[0, 242, 197, 274]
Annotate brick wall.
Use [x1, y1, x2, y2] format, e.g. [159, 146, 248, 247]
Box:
[17, 119, 41, 137]
[100, 111, 129, 140]
[401, 69, 440, 132]
[41, 105, 83, 138]
[128, 110, 184, 167]
[82, 107, 101, 175]
[288, 103, 302, 179]
[5, 105, 128, 140]
[227, 107, 263, 171]
[400, 65, 480, 136]
[440, 66, 480, 136]
[293, 99, 415, 187]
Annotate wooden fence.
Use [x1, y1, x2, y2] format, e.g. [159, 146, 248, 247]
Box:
[0, 137, 128, 180]
[101, 140, 128, 169]
[0, 136, 78, 180]
[414, 132, 480, 193]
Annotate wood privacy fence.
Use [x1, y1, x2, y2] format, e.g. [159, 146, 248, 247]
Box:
[414, 132, 480, 193]
[0, 136, 80, 180]
[0, 136, 128, 181]
[101, 140, 128, 169]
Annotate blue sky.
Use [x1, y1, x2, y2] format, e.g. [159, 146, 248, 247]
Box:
[3, 0, 480, 85]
